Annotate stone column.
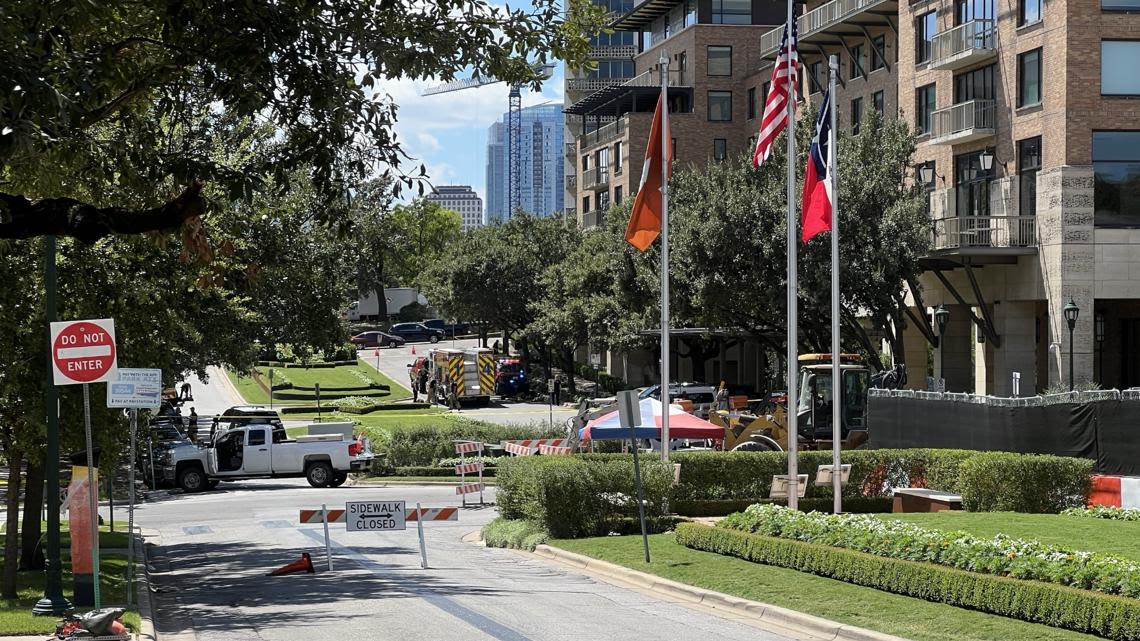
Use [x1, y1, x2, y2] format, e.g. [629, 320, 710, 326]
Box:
[936, 307, 973, 393]
[901, 309, 932, 390]
[988, 301, 1039, 396]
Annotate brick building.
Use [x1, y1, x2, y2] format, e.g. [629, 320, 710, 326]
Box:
[896, 0, 1140, 394]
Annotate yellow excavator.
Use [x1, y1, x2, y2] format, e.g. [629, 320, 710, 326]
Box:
[710, 354, 871, 452]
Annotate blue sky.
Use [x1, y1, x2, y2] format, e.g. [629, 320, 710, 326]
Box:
[382, 65, 567, 205]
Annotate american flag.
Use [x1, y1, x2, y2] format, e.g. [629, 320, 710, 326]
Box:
[752, 19, 799, 168]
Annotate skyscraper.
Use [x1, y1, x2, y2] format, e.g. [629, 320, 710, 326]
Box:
[425, 185, 484, 231]
[484, 103, 565, 222]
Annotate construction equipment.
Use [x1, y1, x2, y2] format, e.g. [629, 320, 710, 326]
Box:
[426, 347, 496, 407]
[422, 64, 555, 215]
[709, 354, 871, 451]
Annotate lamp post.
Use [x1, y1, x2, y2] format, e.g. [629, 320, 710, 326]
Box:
[1064, 298, 1080, 391]
[934, 304, 950, 390]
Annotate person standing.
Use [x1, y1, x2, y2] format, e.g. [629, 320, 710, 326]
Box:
[552, 375, 562, 406]
[186, 408, 199, 443]
[410, 371, 420, 402]
[180, 381, 192, 402]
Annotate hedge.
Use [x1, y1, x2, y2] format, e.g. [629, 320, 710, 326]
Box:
[496, 456, 674, 538]
[364, 420, 565, 467]
[482, 517, 549, 551]
[957, 451, 1093, 513]
[676, 523, 1140, 640]
[673, 497, 892, 517]
[393, 466, 497, 478]
[1064, 506, 1140, 521]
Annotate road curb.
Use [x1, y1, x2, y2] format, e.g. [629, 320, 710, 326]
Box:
[531, 544, 912, 641]
[136, 528, 158, 641]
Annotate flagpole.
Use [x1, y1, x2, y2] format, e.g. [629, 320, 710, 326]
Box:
[659, 50, 671, 463]
[784, 0, 799, 510]
[828, 54, 842, 515]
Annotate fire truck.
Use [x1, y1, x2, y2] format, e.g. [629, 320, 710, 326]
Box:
[418, 347, 497, 407]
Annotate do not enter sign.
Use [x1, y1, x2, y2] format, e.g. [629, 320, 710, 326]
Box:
[50, 319, 117, 385]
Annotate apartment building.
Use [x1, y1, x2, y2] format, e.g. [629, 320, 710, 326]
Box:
[896, 0, 1140, 394]
[484, 103, 565, 222]
[425, 185, 484, 231]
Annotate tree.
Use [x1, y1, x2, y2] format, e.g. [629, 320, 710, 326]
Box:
[383, 200, 462, 288]
[0, 0, 606, 242]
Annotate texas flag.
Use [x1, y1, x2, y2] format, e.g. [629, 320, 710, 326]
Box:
[625, 93, 672, 252]
[801, 90, 834, 242]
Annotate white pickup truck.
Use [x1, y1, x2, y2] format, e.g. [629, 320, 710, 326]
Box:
[164, 420, 373, 492]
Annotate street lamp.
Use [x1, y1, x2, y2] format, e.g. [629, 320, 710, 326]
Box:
[1064, 298, 1080, 391]
[934, 304, 950, 389]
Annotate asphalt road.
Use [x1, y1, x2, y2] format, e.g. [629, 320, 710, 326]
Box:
[139, 479, 797, 641]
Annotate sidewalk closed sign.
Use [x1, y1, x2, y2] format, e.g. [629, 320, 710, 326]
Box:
[346, 500, 406, 531]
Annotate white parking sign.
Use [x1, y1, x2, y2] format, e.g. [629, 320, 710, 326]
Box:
[346, 500, 406, 531]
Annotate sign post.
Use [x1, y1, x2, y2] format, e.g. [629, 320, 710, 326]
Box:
[617, 390, 650, 563]
[415, 502, 428, 569]
[50, 318, 117, 609]
[268, 369, 275, 410]
[321, 504, 333, 571]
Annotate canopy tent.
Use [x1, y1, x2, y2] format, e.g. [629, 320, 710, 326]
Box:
[578, 398, 725, 442]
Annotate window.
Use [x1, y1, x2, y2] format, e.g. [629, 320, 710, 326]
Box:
[1104, 0, 1140, 10]
[954, 64, 996, 101]
[582, 195, 590, 213]
[955, 0, 995, 23]
[248, 429, 266, 446]
[582, 155, 589, 171]
[677, 51, 688, 84]
[1018, 137, 1041, 216]
[707, 91, 732, 121]
[707, 46, 732, 76]
[955, 149, 995, 217]
[871, 35, 886, 71]
[614, 142, 623, 174]
[1093, 131, 1140, 227]
[762, 81, 771, 100]
[873, 90, 885, 115]
[1018, 48, 1042, 106]
[714, 139, 728, 161]
[851, 97, 863, 134]
[1020, 0, 1041, 24]
[615, 185, 623, 205]
[850, 44, 865, 79]
[1102, 42, 1140, 95]
[712, 0, 751, 24]
[747, 87, 757, 119]
[916, 11, 936, 64]
[810, 61, 823, 93]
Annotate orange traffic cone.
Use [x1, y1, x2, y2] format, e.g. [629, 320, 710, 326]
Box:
[411, 345, 416, 355]
[268, 552, 315, 576]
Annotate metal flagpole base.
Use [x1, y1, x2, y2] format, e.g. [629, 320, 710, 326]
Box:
[32, 594, 73, 616]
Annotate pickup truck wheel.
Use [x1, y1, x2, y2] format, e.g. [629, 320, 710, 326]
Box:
[330, 472, 348, 487]
[178, 466, 207, 493]
[306, 462, 334, 487]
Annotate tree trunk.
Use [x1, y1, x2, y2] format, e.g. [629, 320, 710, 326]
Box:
[479, 327, 488, 348]
[2, 451, 23, 599]
[562, 349, 578, 397]
[19, 456, 45, 571]
[502, 330, 510, 355]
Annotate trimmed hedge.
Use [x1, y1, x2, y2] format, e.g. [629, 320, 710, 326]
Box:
[393, 466, 497, 478]
[482, 517, 548, 551]
[1064, 506, 1140, 521]
[676, 523, 1140, 640]
[673, 497, 892, 517]
[365, 421, 564, 467]
[957, 451, 1093, 513]
[497, 456, 674, 538]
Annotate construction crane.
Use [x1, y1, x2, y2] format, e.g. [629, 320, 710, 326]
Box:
[422, 64, 555, 217]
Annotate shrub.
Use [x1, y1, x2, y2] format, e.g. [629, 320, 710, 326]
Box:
[437, 456, 497, 469]
[496, 456, 674, 538]
[718, 504, 1140, 598]
[482, 518, 549, 551]
[672, 496, 892, 517]
[392, 466, 496, 478]
[676, 523, 1140, 640]
[364, 419, 565, 467]
[1063, 506, 1140, 521]
[957, 452, 1092, 513]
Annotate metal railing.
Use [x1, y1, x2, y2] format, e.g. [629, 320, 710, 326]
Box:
[929, 99, 995, 143]
[567, 78, 625, 92]
[583, 167, 610, 190]
[582, 210, 604, 228]
[761, 0, 892, 55]
[591, 44, 637, 59]
[580, 116, 627, 149]
[871, 388, 1140, 406]
[931, 215, 1037, 250]
[930, 20, 995, 68]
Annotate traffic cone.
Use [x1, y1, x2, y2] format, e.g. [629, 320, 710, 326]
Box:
[268, 552, 315, 576]
[411, 345, 416, 355]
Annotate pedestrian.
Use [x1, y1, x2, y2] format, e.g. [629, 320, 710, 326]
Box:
[180, 381, 192, 402]
[411, 371, 420, 402]
[492, 339, 501, 355]
[187, 408, 199, 443]
[418, 367, 429, 399]
[552, 375, 562, 406]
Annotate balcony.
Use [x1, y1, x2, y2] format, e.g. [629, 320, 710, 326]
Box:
[932, 216, 1037, 251]
[567, 78, 626, 93]
[565, 142, 577, 159]
[929, 100, 995, 145]
[583, 167, 610, 191]
[566, 174, 578, 190]
[579, 116, 628, 150]
[591, 45, 637, 59]
[760, 0, 897, 58]
[930, 20, 996, 71]
[582, 210, 605, 229]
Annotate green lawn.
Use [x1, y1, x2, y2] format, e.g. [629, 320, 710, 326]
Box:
[876, 511, 1140, 561]
[2, 525, 131, 550]
[0, 555, 140, 635]
[553, 534, 1106, 641]
[226, 361, 407, 406]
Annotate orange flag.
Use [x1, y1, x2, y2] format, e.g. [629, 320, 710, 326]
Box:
[624, 94, 672, 251]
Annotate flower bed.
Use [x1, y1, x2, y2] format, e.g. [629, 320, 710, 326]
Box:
[720, 504, 1140, 598]
[1063, 506, 1140, 521]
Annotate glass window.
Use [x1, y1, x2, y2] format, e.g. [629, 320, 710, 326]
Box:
[1020, 0, 1042, 24]
[248, 429, 266, 446]
[583, 195, 590, 213]
[712, 0, 751, 24]
[1018, 48, 1042, 106]
[851, 97, 863, 134]
[762, 81, 771, 100]
[582, 155, 589, 171]
[615, 185, 623, 205]
[1018, 137, 1041, 216]
[916, 84, 936, 134]
[954, 149, 995, 217]
[1102, 42, 1140, 95]
[714, 139, 728, 161]
[707, 46, 732, 76]
[707, 91, 732, 121]
[747, 87, 757, 119]
[850, 44, 865, 79]
[871, 35, 886, 71]
[809, 61, 822, 93]
[873, 90, 885, 115]
[1104, 0, 1140, 9]
[614, 141, 623, 173]
[954, 64, 996, 102]
[916, 12, 936, 64]
[1094, 131, 1140, 227]
[956, 0, 995, 24]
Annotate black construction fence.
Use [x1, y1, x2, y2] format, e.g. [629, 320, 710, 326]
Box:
[868, 389, 1140, 476]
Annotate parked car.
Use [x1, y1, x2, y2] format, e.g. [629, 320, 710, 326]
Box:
[423, 318, 470, 337]
[387, 322, 444, 343]
[350, 330, 406, 348]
